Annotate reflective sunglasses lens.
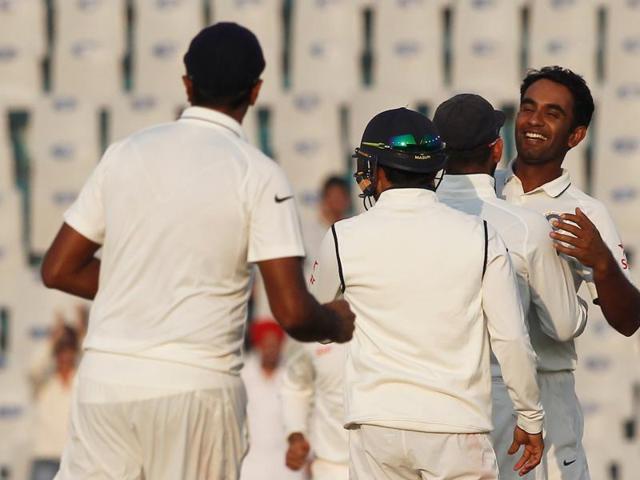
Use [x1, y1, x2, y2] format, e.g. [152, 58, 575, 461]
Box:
[420, 134, 444, 151]
[388, 134, 418, 148]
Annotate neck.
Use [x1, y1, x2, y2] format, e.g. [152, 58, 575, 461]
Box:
[513, 157, 563, 193]
[260, 365, 277, 377]
[320, 208, 341, 225]
[446, 167, 490, 176]
[58, 368, 75, 387]
[195, 103, 249, 124]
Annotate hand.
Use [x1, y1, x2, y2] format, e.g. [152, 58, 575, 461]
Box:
[549, 208, 613, 274]
[508, 426, 544, 476]
[285, 433, 310, 471]
[323, 299, 355, 343]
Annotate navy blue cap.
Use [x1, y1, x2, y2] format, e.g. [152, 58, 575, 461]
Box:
[184, 22, 265, 98]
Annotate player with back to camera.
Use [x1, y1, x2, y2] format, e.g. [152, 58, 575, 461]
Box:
[433, 93, 589, 479]
[309, 107, 545, 479]
[40, 22, 354, 480]
[494, 66, 640, 479]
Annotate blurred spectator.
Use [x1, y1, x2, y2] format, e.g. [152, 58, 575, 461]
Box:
[302, 176, 351, 269]
[28, 304, 87, 394]
[240, 320, 304, 480]
[30, 325, 79, 480]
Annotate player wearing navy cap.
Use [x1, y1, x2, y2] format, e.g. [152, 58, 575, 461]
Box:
[434, 93, 588, 479]
[42, 23, 354, 480]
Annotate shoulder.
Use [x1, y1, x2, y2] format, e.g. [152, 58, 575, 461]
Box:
[564, 185, 615, 227]
[124, 121, 182, 145]
[437, 201, 487, 229]
[493, 198, 551, 236]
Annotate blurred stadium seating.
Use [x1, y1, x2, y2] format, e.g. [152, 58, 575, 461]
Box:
[0, 1, 638, 479]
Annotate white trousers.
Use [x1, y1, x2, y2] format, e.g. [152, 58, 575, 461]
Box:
[311, 458, 349, 480]
[491, 372, 590, 480]
[55, 379, 248, 480]
[349, 424, 498, 480]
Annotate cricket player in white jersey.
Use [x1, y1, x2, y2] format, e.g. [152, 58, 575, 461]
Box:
[40, 23, 354, 480]
[281, 341, 349, 480]
[310, 107, 546, 479]
[433, 93, 589, 479]
[495, 66, 640, 479]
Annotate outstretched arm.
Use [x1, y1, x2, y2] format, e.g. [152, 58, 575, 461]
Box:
[483, 227, 544, 476]
[258, 257, 354, 343]
[551, 208, 640, 337]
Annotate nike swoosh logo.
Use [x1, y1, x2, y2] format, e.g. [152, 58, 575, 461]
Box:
[563, 459, 577, 466]
[274, 194, 294, 203]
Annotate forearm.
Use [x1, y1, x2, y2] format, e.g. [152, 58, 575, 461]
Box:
[282, 350, 314, 436]
[594, 255, 640, 336]
[42, 258, 100, 300]
[279, 295, 341, 342]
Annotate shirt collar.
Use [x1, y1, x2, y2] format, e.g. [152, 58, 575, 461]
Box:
[179, 106, 246, 140]
[375, 188, 438, 208]
[437, 173, 497, 200]
[504, 159, 572, 198]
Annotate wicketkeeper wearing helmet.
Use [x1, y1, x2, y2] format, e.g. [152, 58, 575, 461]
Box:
[308, 107, 545, 479]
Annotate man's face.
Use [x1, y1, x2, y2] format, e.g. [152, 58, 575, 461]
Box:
[515, 79, 578, 165]
[258, 331, 283, 370]
[323, 185, 351, 220]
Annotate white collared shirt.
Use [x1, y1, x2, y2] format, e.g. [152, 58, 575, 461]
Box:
[438, 174, 588, 373]
[281, 341, 349, 465]
[310, 188, 543, 434]
[64, 106, 305, 388]
[496, 163, 633, 371]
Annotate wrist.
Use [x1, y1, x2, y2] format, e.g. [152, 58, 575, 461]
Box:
[287, 432, 305, 444]
[593, 251, 618, 281]
[318, 303, 341, 341]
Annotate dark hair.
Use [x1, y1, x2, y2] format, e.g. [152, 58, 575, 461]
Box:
[322, 175, 349, 197]
[380, 164, 436, 189]
[520, 66, 594, 129]
[191, 83, 255, 109]
[184, 23, 265, 109]
[445, 146, 492, 174]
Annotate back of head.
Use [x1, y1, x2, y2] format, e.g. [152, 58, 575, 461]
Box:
[353, 108, 447, 196]
[184, 22, 265, 108]
[520, 66, 594, 129]
[433, 94, 505, 174]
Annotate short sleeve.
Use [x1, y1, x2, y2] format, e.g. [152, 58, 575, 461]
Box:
[247, 165, 305, 263]
[63, 145, 115, 244]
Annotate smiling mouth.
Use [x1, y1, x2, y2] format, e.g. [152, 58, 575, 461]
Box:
[524, 131, 548, 142]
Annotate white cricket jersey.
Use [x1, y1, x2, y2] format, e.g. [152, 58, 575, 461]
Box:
[64, 107, 305, 389]
[496, 163, 633, 372]
[310, 188, 543, 434]
[281, 341, 348, 465]
[438, 174, 588, 374]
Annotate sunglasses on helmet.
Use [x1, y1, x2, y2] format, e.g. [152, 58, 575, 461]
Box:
[361, 133, 445, 153]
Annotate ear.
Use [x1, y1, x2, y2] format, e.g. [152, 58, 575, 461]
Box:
[567, 125, 587, 149]
[182, 75, 194, 104]
[249, 80, 263, 106]
[374, 164, 388, 198]
[491, 138, 504, 166]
